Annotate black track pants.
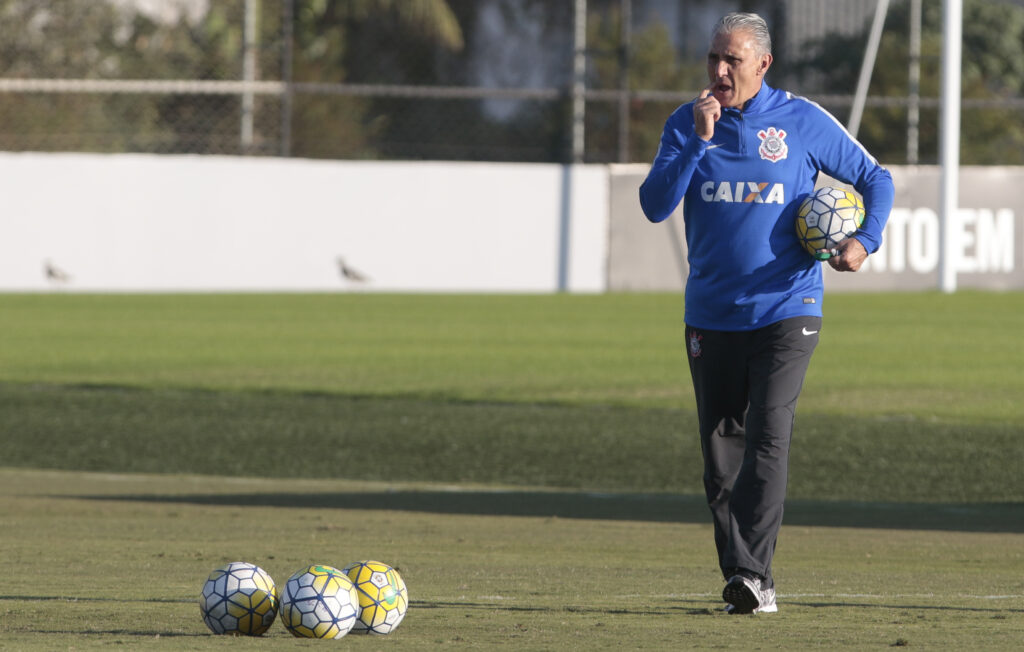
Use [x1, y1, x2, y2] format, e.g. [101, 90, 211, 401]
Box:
[685, 316, 820, 587]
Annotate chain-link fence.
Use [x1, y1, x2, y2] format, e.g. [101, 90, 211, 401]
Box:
[0, 0, 1021, 165]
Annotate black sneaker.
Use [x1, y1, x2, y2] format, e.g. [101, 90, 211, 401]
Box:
[723, 573, 778, 614]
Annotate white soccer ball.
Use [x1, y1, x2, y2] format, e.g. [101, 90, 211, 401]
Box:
[199, 561, 278, 636]
[343, 560, 409, 634]
[795, 186, 865, 260]
[279, 564, 360, 639]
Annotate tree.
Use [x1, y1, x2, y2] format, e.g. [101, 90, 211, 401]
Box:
[795, 0, 1024, 165]
[583, 0, 706, 163]
[289, 0, 464, 159]
[0, 0, 469, 158]
[0, 1, 263, 154]
[0, 1, 134, 152]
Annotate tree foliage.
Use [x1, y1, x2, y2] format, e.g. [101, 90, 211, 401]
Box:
[0, 0, 1021, 163]
[796, 0, 1024, 165]
[0, 0, 254, 153]
[587, 4, 707, 163]
[290, 0, 467, 159]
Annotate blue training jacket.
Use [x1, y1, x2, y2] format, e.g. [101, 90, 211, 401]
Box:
[639, 82, 894, 331]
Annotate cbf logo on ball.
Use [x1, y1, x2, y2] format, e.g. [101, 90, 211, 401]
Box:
[757, 127, 788, 162]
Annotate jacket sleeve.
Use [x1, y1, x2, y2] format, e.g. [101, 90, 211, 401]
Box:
[639, 108, 709, 223]
[851, 165, 894, 254]
[807, 108, 895, 254]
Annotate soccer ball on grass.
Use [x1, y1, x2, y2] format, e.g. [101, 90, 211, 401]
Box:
[343, 560, 409, 634]
[279, 564, 360, 639]
[198, 561, 279, 636]
[795, 186, 865, 260]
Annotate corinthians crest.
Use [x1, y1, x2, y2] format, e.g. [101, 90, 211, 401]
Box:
[757, 126, 788, 162]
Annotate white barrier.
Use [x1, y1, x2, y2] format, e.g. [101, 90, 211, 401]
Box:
[0, 153, 608, 292]
[1, 153, 1021, 293]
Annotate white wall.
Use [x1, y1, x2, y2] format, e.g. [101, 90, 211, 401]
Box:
[8, 153, 1018, 294]
[0, 153, 609, 292]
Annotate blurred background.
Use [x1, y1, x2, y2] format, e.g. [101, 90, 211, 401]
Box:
[0, 0, 1022, 167]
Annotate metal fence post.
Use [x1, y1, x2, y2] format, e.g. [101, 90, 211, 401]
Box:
[241, 0, 259, 154]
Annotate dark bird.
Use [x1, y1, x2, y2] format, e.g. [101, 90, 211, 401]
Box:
[44, 259, 72, 285]
[336, 257, 370, 282]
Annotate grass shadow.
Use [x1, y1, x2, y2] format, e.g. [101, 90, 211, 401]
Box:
[0, 595, 192, 604]
[63, 489, 1024, 533]
[789, 599, 1024, 614]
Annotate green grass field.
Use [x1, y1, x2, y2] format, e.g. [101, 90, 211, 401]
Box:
[0, 292, 1022, 650]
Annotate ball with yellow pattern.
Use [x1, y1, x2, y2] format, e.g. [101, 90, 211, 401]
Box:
[279, 564, 360, 639]
[199, 561, 279, 636]
[343, 560, 409, 634]
[795, 186, 865, 260]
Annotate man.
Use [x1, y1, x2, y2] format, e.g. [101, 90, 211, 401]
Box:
[639, 13, 894, 614]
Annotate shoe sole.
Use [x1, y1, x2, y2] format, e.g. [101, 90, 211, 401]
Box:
[722, 577, 760, 614]
[725, 602, 778, 615]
